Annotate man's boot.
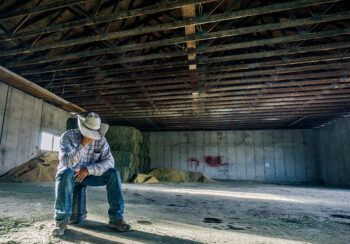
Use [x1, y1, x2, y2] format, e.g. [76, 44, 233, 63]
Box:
[109, 219, 132, 232]
[50, 221, 67, 236]
[69, 185, 87, 224]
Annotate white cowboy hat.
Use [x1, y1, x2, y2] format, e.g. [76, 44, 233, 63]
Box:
[77, 112, 109, 140]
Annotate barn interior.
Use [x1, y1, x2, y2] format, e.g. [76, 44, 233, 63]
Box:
[0, 0, 350, 243]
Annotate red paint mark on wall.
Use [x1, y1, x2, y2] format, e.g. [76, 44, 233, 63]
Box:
[204, 156, 228, 168]
[188, 157, 199, 170]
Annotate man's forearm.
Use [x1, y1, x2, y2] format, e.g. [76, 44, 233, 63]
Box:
[86, 157, 114, 176]
[59, 144, 86, 168]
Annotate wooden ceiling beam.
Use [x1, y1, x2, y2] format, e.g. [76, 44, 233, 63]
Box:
[182, 4, 197, 70]
[182, 3, 201, 121]
[0, 0, 86, 22]
[82, 100, 350, 118]
[99, 113, 349, 122]
[86, 102, 350, 115]
[138, 94, 350, 108]
[99, 110, 349, 120]
[85, 97, 350, 111]
[104, 114, 344, 120]
[153, 95, 350, 107]
[43, 62, 350, 90]
[27, 51, 350, 82]
[48, 75, 350, 96]
[0, 0, 217, 42]
[2, 5, 348, 59]
[61, 79, 350, 100]
[0, 65, 85, 112]
[68, 87, 350, 107]
[7, 28, 350, 75]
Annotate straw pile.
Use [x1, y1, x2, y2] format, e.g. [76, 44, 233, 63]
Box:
[106, 126, 150, 182]
[130, 174, 159, 184]
[148, 168, 215, 183]
[0, 152, 59, 183]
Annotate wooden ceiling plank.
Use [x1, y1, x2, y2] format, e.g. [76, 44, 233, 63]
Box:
[67, 86, 350, 105]
[0, 0, 87, 22]
[2, 2, 348, 58]
[0, 65, 85, 112]
[0, 0, 217, 42]
[6, 18, 350, 69]
[40, 61, 350, 89]
[27, 50, 350, 82]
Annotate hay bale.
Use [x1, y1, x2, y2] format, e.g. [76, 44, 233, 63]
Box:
[111, 142, 141, 154]
[114, 166, 130, 182]
[148, 168, 215, 183]
[106, 126, 146, 154]
[106, 126, 143, 144]
[139, 143, 149, 155]
[107, 126, 151, 182]
[149, 168, 187, 182]
[111, 151, 139, 168]
[112, 151, 143, 182]
[139, 156, 150, 173]
[131, 173, 149, 183]
[144, 176, 159, 184]
[112, 150, 151, 182]
[131, 174, 159, 184]
[0, 152, 59, 183]
[188, 171, 216, 183]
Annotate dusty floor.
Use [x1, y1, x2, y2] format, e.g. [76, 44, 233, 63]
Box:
[0, 181, 350, 244]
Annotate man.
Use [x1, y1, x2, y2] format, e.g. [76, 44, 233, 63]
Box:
[51, 112, 131, 236]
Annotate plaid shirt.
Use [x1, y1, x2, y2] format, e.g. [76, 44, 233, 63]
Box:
[58, 129, 114, 176]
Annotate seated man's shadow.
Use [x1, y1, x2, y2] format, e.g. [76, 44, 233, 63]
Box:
[58, 219, 204, 244]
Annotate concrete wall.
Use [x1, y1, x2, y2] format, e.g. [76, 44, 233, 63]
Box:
[0, 82, 69, 175]
[1, 82, 350, 186]
[315, 117, 350, 187]
[0, 82, 8, 137]
[146, 130, 318, 183]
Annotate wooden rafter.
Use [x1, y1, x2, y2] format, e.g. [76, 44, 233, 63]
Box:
[0, 0, 349, 130]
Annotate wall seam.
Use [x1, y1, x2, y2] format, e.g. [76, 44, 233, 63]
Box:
[0, 85, 10, 147]
[38, 100, 45, 147]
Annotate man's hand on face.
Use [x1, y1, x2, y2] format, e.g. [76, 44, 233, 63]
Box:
[75, 167, 89, 182]
[81, 136, 95, 147]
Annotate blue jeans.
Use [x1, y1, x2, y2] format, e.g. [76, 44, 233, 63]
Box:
[54, 167, 124, 222]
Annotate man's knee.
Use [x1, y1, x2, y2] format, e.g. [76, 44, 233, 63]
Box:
[56, 168, 74, 181]
[105, 168, 120, 179]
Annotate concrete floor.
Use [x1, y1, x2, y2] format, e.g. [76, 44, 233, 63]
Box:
[0, 181, 350, 244]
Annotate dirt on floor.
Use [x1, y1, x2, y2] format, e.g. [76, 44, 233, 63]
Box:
[0, 181, 349, 244]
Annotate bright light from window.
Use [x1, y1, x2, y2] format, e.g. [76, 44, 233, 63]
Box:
[53, 136, 60, 151]
[40, 132, 60, 151]
[41, 132, 53, 151]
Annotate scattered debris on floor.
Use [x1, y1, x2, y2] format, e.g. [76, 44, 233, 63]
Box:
[203, 217, 223, 223]
[1, 182, 350, 244]
[149, 168, 215, 183]
[0, 152, 59, 183]
[130, 173, 159, 184]
[149, 168, 186, 182]
[136, 220, 153, 225]
[330, 214, 350, 219]
[330, 214, 350, 224]
[0, 217, 33, 235]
